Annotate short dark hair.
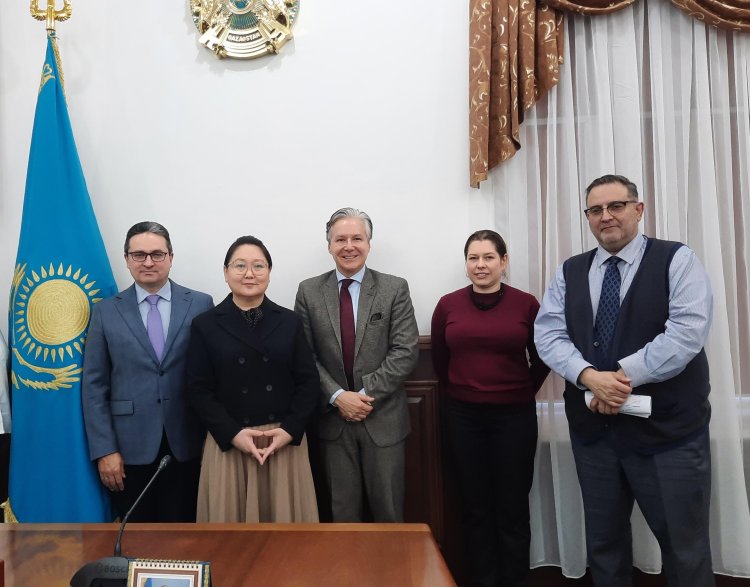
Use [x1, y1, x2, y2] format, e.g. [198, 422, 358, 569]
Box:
[223, 236, 273, 269]
[325, 207, 373, 243]
[463, 230, 508, 259]
[124, 221, 173, 254]
[585, 174, 639, 203]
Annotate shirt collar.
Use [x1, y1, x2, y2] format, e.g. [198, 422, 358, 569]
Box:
[135, 280, 172, 304]
[336, 266, 366, 284]
[595, 232, 645, 268]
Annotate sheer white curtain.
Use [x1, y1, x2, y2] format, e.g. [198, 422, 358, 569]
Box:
[486, 1, 750, 577]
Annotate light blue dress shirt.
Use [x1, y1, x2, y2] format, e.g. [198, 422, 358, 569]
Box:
[330, 266, 367, 404]
[534, 233, 713, 389]
[134, 280, 172, 340]
[0, 331, 10, 433]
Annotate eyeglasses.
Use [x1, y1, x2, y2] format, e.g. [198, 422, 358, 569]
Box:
[584, 200, 639, 218]
[226, 261, 269, 275]
[127, 251, 170, 262]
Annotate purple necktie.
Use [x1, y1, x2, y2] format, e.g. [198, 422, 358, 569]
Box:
[146, 294, 165, 361]
[339, 279, 355, 391]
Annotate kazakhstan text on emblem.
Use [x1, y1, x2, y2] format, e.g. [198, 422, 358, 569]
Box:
[10, 262, 103, 391]
[190, 0, 299, 60]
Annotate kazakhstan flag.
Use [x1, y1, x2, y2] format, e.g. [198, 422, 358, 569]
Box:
[6, 32, 116, 522]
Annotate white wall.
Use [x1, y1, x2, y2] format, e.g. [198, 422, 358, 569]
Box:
[0, 1, 495, 335]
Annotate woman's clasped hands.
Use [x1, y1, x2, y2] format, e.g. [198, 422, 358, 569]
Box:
[231, 427, 293, 465]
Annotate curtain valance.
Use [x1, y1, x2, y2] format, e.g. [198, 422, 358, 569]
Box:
[469, 0, 750, 186]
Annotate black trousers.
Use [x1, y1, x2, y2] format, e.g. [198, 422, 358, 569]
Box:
[109, 433, 200, 523]
[443, 397, 538, 587]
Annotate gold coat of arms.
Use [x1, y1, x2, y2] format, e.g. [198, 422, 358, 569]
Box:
[190, 0, 299, 59]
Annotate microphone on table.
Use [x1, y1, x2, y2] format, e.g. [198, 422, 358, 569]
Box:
[70, 455, 172, 587]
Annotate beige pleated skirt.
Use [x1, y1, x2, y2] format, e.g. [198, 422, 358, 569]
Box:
[196, 423, 319, 523]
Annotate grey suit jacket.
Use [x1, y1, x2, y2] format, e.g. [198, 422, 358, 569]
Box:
[82, 280, 213, 465]
[294, 268, 419, 446]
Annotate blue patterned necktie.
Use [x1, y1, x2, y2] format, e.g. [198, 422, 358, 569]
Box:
[594, 256, 622, 353]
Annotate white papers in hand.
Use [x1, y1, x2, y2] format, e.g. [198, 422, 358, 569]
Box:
[584, 392, 652, 418]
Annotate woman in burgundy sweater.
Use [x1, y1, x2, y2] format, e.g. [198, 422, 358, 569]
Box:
[431, 230, 549, 587]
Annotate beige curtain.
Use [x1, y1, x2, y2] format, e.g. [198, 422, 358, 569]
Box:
[470, 0, 750, 186]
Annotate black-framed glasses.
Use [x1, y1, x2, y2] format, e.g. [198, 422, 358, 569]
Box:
[127, 251, 170, 262]
[226, 261, 269, 275]
[584, 200, 639, 218]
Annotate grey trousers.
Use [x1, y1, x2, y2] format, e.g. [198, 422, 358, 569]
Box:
[572, 427, 714, 587]
[321, 421, 405, 522]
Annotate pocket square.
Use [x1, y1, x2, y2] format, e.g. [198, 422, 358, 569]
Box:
[369, 312, 383, 322]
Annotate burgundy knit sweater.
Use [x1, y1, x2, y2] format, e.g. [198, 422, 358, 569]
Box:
[431, 285, 549, 405]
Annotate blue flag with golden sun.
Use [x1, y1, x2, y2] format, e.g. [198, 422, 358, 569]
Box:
[7, 33, 116, 522]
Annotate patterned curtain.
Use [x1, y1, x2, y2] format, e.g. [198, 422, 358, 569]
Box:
[668, 0, 750, 30]
[546, 0, 750, 27]
[469, 1, 563, 187]
[470, 0, 750, 186]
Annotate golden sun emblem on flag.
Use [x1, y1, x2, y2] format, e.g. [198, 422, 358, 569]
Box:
[10, 262, 103, 391]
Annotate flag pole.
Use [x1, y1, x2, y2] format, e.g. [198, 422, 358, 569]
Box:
[5, 0, 116, 524]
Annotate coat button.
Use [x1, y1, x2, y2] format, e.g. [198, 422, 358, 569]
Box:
[266, 385, 273, 392]
[593, 341, 600, 348]
[262, 356, 269, 362]
[241, 387, 249, 395]
[243, 417, 250, 425]
[238, 357, 246, 364]
[268, 414, 275, 421]
[159, 370, 165, 376]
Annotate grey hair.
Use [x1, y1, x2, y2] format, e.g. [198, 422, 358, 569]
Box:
[585, 174, 639, 203]
[124, 221, 173, 254]
[325, 207, 373, 243]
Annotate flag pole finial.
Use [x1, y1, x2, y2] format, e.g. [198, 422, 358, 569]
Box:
[30, 0, 72, 32]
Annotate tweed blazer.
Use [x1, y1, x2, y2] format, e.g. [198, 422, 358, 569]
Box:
[294, 267, 419, 446]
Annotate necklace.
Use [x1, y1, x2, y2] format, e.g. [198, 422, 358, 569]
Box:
[469, 284, 504, 311]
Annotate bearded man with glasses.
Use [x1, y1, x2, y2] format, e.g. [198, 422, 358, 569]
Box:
[82, 221, 213, 522]
[535, 174, 715, 586]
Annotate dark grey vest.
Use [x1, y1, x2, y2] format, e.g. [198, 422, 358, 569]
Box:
[563, 238, 710, 452]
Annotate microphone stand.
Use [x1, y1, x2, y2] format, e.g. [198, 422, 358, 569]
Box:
[70, 455, 172, 587]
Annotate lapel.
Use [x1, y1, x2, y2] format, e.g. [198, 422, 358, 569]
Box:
[354, 268, 375, 358]
[163, 280, 191, 363]
[114, 284, 159, 365]
[214, 294, 282, 356]
[323, 271, 342, 349]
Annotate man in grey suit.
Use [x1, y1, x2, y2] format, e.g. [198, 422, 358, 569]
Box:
[82, 221, 213, 522]
[295, 207, 419, 522]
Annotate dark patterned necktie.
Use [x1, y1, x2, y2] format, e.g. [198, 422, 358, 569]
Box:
[339, 279, 355, 391]
[594, 256, 622, 353]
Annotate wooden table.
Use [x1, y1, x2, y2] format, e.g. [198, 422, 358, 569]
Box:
[0, 522, 455, 586]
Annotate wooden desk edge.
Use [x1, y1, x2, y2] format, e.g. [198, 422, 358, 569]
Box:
[0, 522, 433, 534]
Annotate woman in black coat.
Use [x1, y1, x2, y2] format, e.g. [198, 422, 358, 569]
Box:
[186, 235, 320, 522]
